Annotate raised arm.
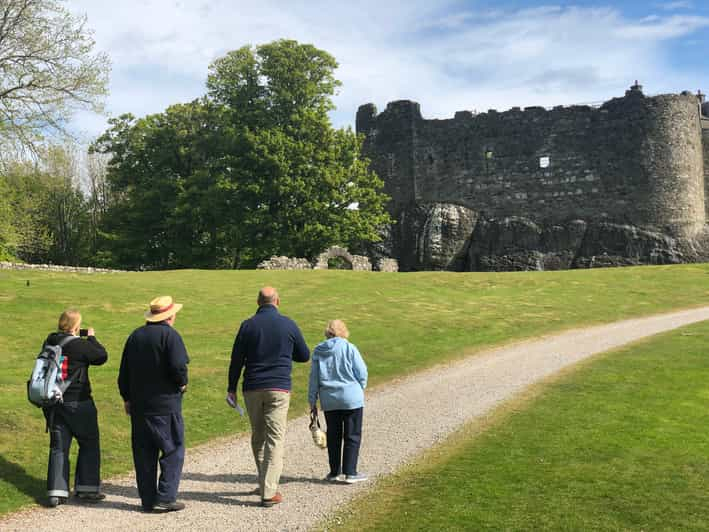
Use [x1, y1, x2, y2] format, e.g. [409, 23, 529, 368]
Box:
[84, 334, 108, 365]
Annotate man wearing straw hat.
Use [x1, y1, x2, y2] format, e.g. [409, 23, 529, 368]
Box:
[118, 296, 189, 513]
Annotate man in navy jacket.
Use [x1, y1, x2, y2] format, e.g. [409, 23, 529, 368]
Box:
[119, 296, 189, 513]
[227, 286, 310, 507]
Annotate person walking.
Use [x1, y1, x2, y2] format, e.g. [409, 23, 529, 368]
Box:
[118, 296, 189, 513]
[227, 286, 310, 507]
[43, 309, 108, 507]
[308, 319, 368, 484]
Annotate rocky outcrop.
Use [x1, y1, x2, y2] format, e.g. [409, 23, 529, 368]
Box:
[469, 218, 706, 271]
[393, 202, 477, 271]
[393, 208, 709, 271]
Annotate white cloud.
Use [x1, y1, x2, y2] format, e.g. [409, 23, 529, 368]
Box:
[63, 1, 709, 139]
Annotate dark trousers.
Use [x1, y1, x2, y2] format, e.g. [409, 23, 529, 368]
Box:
[45, 399, 101, 497]
[130, 412, 185, 510]
[324, 407, 363, 476]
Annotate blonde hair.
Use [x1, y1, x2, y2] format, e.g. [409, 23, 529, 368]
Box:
[325, 319, 349, 339]
[58, 309, 81, 334]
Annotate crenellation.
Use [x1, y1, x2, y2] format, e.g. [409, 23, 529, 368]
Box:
[358, 83, 709, 271]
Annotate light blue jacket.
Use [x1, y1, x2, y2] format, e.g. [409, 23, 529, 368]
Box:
[308, 337, 368, 411]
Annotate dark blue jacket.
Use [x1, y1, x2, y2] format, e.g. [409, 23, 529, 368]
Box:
[118, 322, 189, 415]
[228, 305, 310, 393]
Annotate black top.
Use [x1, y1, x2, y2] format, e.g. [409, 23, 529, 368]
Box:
[45, 332, 108, 402]
[228, 305, 310, 393]
[118, 321, 190, 415]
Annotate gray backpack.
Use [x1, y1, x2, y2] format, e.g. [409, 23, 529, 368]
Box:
[27, 336, 77, 408]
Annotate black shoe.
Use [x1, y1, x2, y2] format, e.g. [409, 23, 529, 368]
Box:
[77, 492, 106, 503]
[154, 500, 186, 512]
[47, 496, 67, 507]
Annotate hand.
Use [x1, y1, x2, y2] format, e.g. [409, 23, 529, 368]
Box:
[123, 401, 130, 415]
[310, 404, 317, 413]
[227, 392, 236, 407]
[179, 384, 187, 394]
[87, 327, 95, 337]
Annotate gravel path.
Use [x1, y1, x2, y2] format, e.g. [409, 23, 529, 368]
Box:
[5, 306, 709, 531]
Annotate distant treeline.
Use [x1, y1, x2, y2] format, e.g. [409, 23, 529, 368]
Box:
[0, 39, 390, 270]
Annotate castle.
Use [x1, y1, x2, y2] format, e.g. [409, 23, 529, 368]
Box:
[357, 83, 709, 271]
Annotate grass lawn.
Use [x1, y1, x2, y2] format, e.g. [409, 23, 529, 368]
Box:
[327, 320, 709, 531]
[1, 265, 709, 516]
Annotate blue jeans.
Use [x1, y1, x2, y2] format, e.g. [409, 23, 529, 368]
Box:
[45, 399, 101, 497]
[130, 412, 185, 510]
[324, 407, 363, 476]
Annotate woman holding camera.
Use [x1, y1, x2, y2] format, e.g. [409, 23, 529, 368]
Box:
[44, 309, 108, 507]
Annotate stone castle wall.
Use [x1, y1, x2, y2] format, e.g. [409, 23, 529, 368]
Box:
[357, 85, 708, 271]
[703, 121, 709, 221]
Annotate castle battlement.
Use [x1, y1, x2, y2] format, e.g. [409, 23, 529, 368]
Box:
[358, 83, 709, 271]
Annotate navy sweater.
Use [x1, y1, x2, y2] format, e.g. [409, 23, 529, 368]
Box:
[228, 305, 310, 393]
[118, 322, 189, 415]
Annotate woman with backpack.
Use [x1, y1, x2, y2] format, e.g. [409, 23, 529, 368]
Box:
[43, 309, 108, 507]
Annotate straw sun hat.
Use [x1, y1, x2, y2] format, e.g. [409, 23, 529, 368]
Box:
[144, 295, 183, 322]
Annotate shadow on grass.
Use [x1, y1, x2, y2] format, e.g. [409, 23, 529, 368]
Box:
[0, 454, 44, 505]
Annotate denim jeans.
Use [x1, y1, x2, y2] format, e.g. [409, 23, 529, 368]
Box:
[324, 407, 363, 476]
[45, 399, 101, 497]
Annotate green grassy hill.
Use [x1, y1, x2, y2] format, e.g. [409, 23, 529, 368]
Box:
[1, 265, 709, 515]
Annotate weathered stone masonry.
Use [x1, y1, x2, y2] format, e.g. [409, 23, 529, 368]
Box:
[358, 84, 709, 271]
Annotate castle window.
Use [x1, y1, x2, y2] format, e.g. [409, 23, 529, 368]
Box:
[539, 156, 550, 168]
[485, 150, 494, 159]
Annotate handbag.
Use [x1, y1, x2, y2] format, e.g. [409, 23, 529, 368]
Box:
[309, 410, 327, 449]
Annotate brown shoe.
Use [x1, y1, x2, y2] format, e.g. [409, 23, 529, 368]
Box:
[260, 492, 283, 507]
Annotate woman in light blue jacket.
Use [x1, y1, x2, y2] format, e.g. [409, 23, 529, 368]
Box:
[308, 319, 368, 483]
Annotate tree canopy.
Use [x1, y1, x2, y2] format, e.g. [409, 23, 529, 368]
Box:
[0, 0, 110, 160]
[94, 40, 390, 269]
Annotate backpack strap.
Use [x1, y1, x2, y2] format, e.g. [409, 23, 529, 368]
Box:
[52, 335, 81, 395]
[56, 335, 78, 348]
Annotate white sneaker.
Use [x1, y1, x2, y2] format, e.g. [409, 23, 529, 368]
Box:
[325, 473, 340, 482]
[344, 473, 368, 483]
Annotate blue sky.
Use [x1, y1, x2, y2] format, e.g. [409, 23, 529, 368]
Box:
[65, 0, 709, 140]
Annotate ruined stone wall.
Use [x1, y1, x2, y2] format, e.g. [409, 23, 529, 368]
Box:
[703, 122, 709, 221]
[359, 92, 706, 241]
[0, 262, 124, 273]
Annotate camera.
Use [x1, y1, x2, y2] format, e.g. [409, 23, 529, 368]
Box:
[79, 328, 89, 337]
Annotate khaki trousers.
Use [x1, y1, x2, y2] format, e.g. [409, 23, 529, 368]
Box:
[243, 390, 290, 499]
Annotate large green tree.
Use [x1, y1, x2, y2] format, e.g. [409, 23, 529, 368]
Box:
[96, 40, 390, 269]
[0, 0, 110, 160]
